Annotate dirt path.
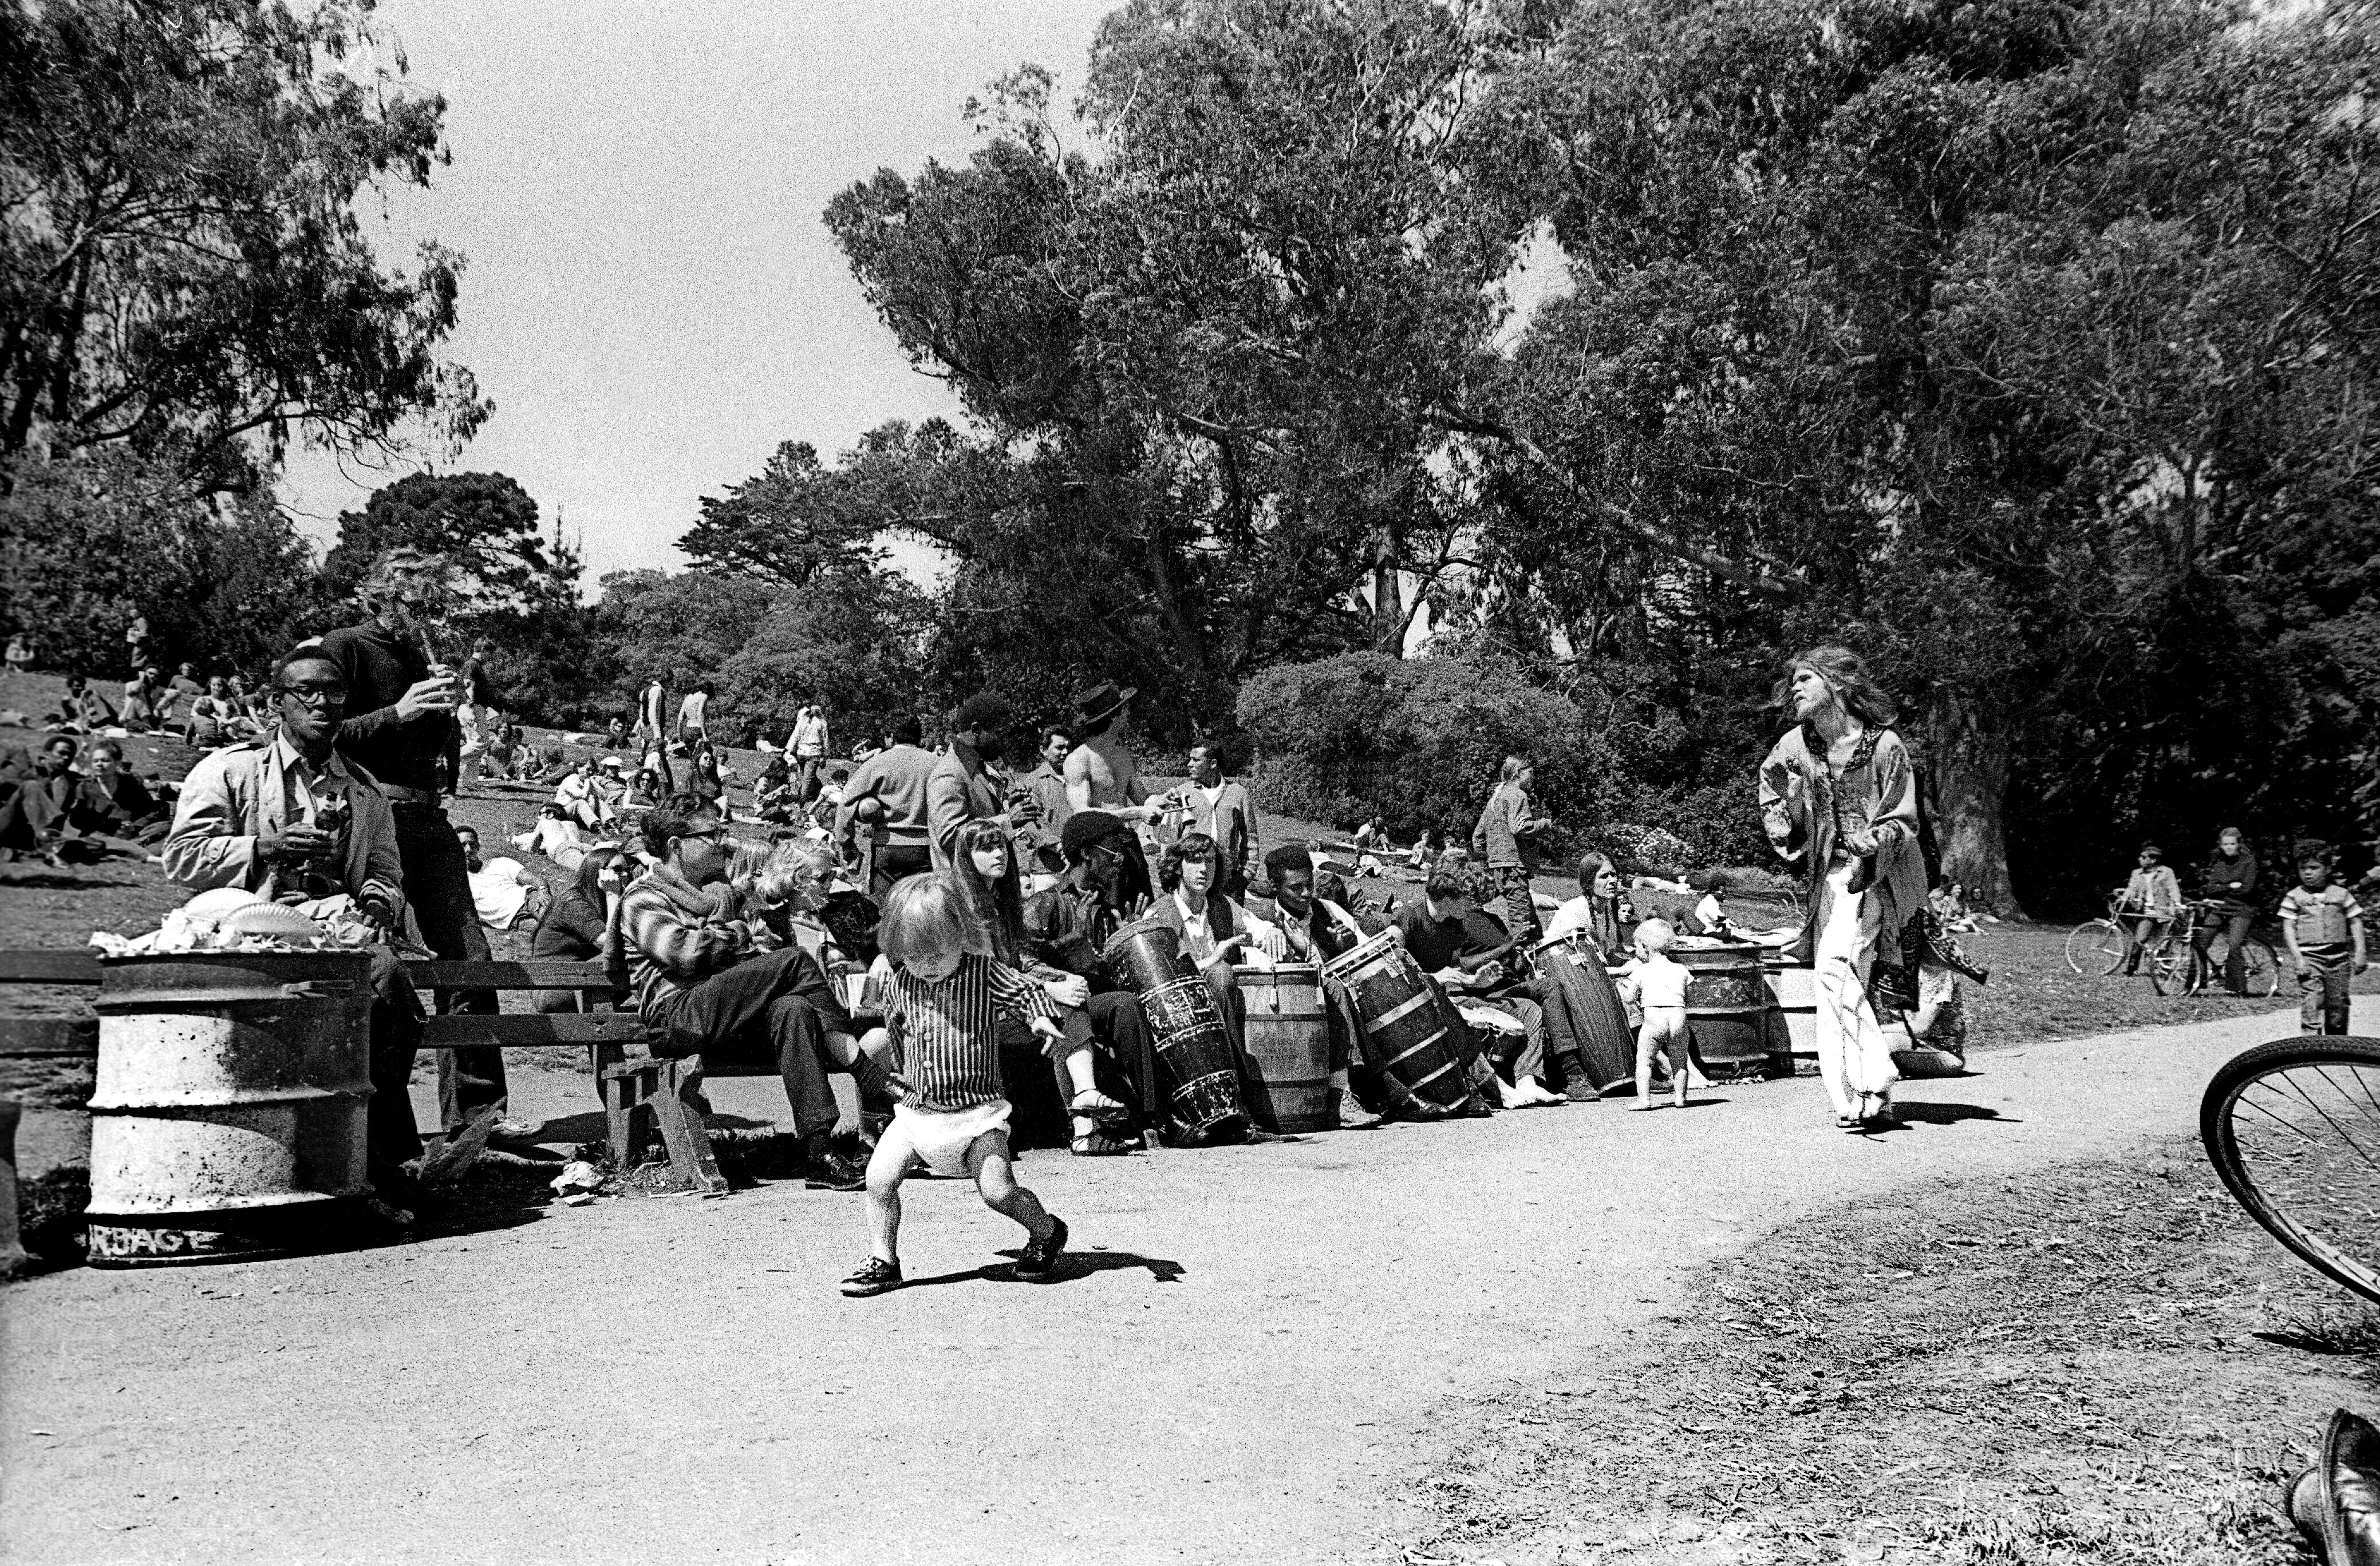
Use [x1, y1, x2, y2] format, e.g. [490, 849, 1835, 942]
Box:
[3, 998, 2367, 1565]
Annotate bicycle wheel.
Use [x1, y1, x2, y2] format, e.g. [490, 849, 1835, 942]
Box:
[2236, 940, 2284, 999]
[2149, 940, 2203, 996]
[2203, 1035, 2380, 1304]
[2065, 920, 2127, 976]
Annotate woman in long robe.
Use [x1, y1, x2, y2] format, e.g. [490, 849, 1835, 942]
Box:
[1758, 647, 1927, 1129]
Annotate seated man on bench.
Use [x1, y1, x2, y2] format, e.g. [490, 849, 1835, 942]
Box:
[618, 795, 875, 1191]
[160, 644, 429, 1211]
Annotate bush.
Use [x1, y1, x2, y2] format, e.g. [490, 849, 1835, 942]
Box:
[1237, 652, 1604, 848]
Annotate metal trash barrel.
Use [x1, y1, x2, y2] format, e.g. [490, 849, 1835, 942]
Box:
[86, 951, 374, 1266]
[1762, 955, 1817, 1064]
[1672, 942, 1774, 1076]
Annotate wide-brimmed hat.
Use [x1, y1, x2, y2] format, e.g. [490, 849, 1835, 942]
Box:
[1072, 681, 1137, 726]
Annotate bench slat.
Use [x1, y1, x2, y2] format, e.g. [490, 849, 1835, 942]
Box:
[405, 960, 616, 991]
[0, 951, 102, 985]
[418, 1013, 648, 1049]
[0, 951, 614, 992]
[0, 1017, 100, 1058]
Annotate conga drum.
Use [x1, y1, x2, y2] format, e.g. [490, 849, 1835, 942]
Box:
[1672, 941, 1771, 1076]
[1239, 964, 1332, 1133]
[1530, 932, 1635, 1096]
[1100, 920, 1248, 1144]
[1321, 934, 1470, 1112]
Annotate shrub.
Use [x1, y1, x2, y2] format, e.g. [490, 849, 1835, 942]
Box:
[1237, 652, 1603, 848]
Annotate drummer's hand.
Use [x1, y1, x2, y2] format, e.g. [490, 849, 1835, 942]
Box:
[1430, 964, 1467, 988]
[1474, 960, 1504, 989]
[1045, 973, 1091, 1010]
[1209, 934, 1250, 966]
[1253, 923, 1287, 960]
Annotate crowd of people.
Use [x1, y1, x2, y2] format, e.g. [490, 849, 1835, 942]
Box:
[10, 553, 2367, 1286]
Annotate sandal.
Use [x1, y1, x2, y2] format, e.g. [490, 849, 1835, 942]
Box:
[1068, 1088, 1128, 1118]
[1070, 1132, 1135, 1157]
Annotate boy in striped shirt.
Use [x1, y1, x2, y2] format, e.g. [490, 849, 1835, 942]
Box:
[842, 874, 1073, 1296]
[2281, 849, 2369, 1035]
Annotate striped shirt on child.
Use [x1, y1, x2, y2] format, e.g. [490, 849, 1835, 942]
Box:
[870, 954, 1057, 1113]
[2281, 884, 2366, 949]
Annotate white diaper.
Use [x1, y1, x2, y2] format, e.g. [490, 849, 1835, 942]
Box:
[887, 1099, 1013, 1177]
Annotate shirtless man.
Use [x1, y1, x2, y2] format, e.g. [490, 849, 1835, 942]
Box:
[1063, 681, 1158, 827]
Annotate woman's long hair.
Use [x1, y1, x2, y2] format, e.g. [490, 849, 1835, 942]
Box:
[1498, 754, 1530, 785]
[1774, 644, 1898, 730]
[950, 817, 1025, 963]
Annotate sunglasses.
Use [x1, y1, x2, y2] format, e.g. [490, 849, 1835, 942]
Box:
[279, 683, 349, 707]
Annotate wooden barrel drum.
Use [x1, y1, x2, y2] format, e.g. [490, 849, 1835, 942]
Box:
[1239, 964, 1332, 1133]
[1321, 934, 1471, 1112]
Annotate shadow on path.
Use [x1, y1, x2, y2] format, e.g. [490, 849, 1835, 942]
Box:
[900, 1251, 1188, 1291]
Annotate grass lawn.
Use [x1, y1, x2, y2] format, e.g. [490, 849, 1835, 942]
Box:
[1394, 1141, 2367, 1565]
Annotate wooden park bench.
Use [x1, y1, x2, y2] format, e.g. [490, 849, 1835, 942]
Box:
[0, 948, 747, 1272]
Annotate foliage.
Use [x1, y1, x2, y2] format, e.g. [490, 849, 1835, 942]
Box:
[318, 472, 577, 616]
[0, 0, 484, 488]
[586, 570, 776, 721]
[0, 450, 325, 676]
[1236, 651, 1601, 848]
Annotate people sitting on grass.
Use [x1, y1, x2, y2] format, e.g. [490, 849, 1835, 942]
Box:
[839, 872, 1075, 1298]
[528, 847, 628, 1015]
[4, 631, 33, 678]
[753, 751, 797, 823]
[0, 735, 80, 860]
[225, 673, 271, 740]
[157, 644, 428, 1216]
[166, 662, 204, 722]
[45, 673, 117, 733]
[183, 675, 240, 749]
[512, 803, 597, 871]
[119, 666, 169, 731]
[618, 793, 881, 1192]
[455, 824, 549, 932]
[552, 757, 612, 829]
[57, 738, 168, 852]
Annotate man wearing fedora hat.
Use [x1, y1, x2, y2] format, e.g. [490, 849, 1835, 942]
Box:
[1064, 681, 1158, 825]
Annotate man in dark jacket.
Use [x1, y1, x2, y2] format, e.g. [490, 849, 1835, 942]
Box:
[313, 547, 530, 1144]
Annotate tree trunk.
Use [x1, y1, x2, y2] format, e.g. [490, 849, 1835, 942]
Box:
[1922, 688, 2023, 919]
[1369, 541, 1405, 655]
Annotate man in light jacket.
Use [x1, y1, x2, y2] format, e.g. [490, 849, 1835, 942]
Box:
[163, 646, 427, 1204]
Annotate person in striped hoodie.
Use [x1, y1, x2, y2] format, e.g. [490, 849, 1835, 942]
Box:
[620, 794, 875, 1192]
[840, 873, 1073, 1297]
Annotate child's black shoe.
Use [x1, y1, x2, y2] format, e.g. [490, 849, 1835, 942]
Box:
[840, 1256, 903, 1297]
[1014, 1216, 1068, 1282]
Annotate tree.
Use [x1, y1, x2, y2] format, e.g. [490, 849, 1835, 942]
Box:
[0, 0, 485, 488]
[587, 570, 777, 720]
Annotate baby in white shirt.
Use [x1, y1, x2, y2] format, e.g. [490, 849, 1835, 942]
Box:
[1615, 918, 1692, 1110]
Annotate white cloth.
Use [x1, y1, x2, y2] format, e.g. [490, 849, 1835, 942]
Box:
[515, 816, 591, 871]
[469, 856, 534, 930]
[1543, 895, 1593, 943]
[882, 1098, 1012, 1178]
[1814, 859, 1899, 1114]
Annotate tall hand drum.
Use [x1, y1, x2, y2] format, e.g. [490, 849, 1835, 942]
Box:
[1239, 964, 1331, 1133]
[1321, 934, 1470, 1112]
[1100, 919, 1247, 1143]
[1530, 932, 1635, 1097]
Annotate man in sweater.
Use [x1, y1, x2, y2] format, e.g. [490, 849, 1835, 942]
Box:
[1167, 741, 1257, 901]
[619, 795, 871, 1190]
[314, 547, 530, 1145]
[836, 714, 938, 896]
[927, 692, 1015, 871]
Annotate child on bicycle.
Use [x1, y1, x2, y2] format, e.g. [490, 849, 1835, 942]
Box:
[2280, 848, 2368, 1035]
[2114, 842, 2181, 976]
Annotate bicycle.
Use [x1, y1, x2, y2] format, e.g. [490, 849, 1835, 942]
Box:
[2147, 900, 2283, 998]
[2203, 1034, 2380, 1304]
[2064, 895, 2134, 976]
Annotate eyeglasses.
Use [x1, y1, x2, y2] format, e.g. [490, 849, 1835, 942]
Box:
[280, 683, 348, 707]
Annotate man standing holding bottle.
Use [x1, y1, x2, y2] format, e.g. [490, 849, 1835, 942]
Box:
[314, 547, 532, 1146]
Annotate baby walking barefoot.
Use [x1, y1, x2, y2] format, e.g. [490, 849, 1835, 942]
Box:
[1615, 918, 1692, 1110]
[841, 875, 1073, 1298]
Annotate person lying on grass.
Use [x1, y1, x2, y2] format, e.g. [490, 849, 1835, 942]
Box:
[841, 873, 1072, 1298]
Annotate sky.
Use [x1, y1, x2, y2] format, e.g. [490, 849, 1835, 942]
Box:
[278, 0, 1120, 588]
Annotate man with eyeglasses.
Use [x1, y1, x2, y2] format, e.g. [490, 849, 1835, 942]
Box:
[618, 795, 873, 1191]
[314, 547, 531, 1145]
[162, 647, 430, 1208]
